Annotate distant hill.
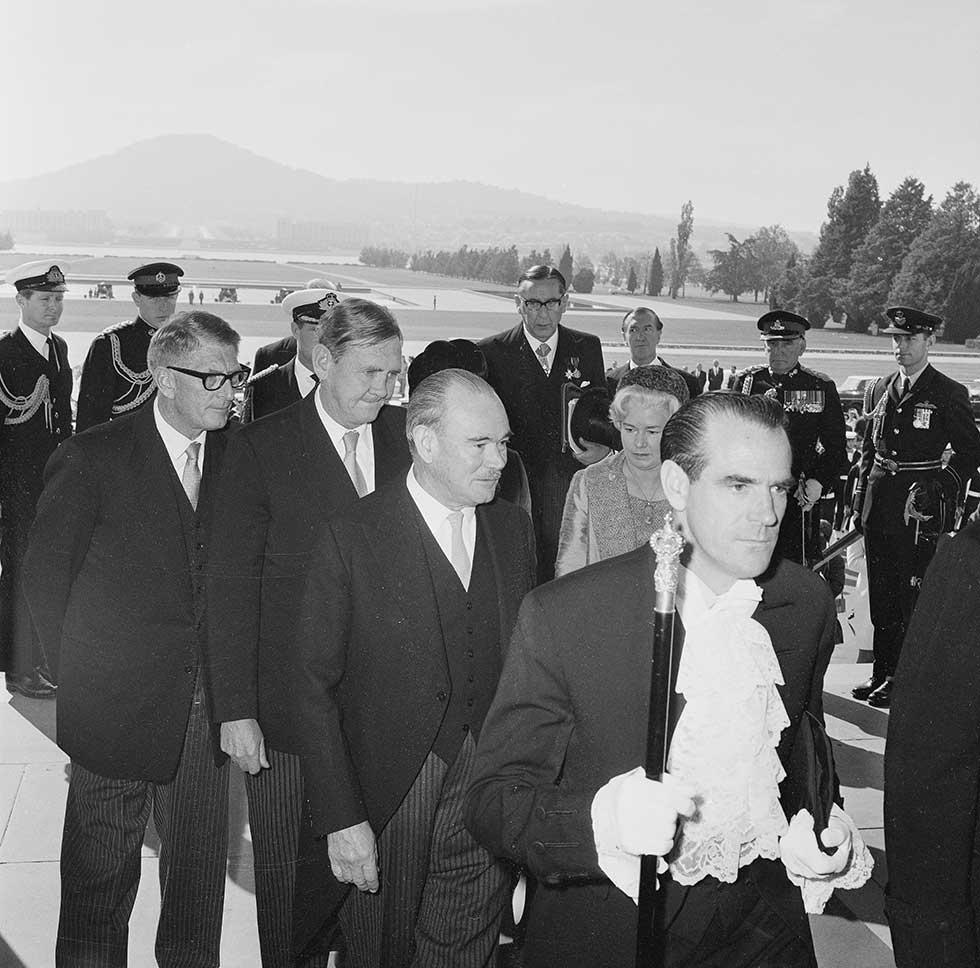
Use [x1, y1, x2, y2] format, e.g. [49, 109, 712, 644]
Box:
[0, 134, 817, 256]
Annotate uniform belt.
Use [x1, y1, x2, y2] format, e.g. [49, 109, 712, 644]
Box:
[873, 456, 943, 474]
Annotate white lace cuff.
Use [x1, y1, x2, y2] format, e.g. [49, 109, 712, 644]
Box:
[591, 767, 643, 903]
[784, 804, 875, 914]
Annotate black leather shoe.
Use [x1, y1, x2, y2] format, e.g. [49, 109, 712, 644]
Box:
[5, 669, 57, 700]
[867, 679, 892, 708]
[851, 676, 883, 701]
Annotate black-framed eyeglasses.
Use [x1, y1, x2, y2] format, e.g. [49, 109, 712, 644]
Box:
[521, 297, 563, 312]
[167, 364, 251, 390]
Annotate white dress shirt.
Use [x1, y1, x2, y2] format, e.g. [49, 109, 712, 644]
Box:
[18, 322, 51, 359]
[313, 390, 376, 493]
[406, 468, 476, 585]
[153, 398, 207, 478]
[293, 355, 318, 398]
[523, 326, 559, 375]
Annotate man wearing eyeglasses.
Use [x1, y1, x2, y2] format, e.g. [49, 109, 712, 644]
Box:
[479, 265, 607, 581]
[76, 261, 185, 432]
[23, 311, 244, 967]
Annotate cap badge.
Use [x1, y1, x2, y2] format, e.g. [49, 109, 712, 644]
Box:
[770, 320, 785, 331]
[155, 271, 167, 284]
[894, 311, 906, 325]
[45, 266, 65, 285]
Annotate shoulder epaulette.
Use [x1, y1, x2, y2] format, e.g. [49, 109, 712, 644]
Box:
[799, 364, 832, 382]
[246, 363, 281, 386]
[744, 364, 767, 374]
[100, 319, 134, 335]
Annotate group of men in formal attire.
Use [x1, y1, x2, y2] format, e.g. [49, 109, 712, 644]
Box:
[0, 255, 975, 967]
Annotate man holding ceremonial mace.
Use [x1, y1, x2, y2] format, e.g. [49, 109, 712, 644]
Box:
[466, 393, 871, 967]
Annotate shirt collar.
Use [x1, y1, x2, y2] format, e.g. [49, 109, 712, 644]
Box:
[406, 467, 476, 528]
[522, 325, 558, 356]
[18, 323, 50, 358]
[313, 388, 366, 447]
[153, 398, 205, 464]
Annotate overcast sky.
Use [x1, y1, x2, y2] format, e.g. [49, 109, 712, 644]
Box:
[4, 0, 978, 232]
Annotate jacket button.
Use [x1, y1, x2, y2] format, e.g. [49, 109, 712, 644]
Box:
[461, 724, 470, 733]
[536, 805, 547, 820]
[184, 665, 193, 674]
[436, 690, 447, 702]
[532, 840, 545, 852]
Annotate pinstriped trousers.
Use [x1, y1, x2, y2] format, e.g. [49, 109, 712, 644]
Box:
[56, 682, 229, 968]
[339, 733, 508, 968]
[243, 748, 329, 968]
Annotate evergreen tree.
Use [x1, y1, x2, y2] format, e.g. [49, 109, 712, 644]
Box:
[746, 226, 799, 304]
[572, 267, 596, 293]
[669, 201, 694, 298]
[558, 245, 574, 286]
[627, 265, 638, 293]
[945, 256, 980, 343]
[843, 177, 933, 333]
[889, 181, 980, 330]
[647, 248, 664, 296]
[804, 165, 881, 327]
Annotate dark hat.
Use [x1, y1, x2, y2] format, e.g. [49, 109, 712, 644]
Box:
[6, 260, 68, 292]
[615, 364, 690, 407]
[880, 306, 942, 335]
[758, 310, 809, 341]
[563, 385, 619, 453]
[408, 339, 488, 394]
[128, 262, 183, 296]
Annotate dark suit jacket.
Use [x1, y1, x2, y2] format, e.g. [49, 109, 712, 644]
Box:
[242, 337, 302, 424]
[885, 521, 980, 966]
[22, 404, 229, 782]
[465, 545, 836, 966]
[605, 356, 701, 400]
[478, 323, 605, 580]
[205, 395, 410, 754]
[292, 482, 536, 949]
[707, 366, 725, 390]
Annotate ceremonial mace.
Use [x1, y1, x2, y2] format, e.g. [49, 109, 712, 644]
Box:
[635, 516, 685, 967]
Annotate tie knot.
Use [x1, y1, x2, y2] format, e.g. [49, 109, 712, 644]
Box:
[447, 509, 463, 531]
[535, 343, 551, 359]
[185, 441, 201, 464]
[343, 429, 359, 457]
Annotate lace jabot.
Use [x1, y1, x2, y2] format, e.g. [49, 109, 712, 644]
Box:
[667, 570, 790, 886]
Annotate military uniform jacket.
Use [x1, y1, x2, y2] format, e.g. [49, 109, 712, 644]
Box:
[733, 364, 848, 493]
[76, 317, 156, 432]
[854, 365, 980, 533]
[0, 328, 73, 669]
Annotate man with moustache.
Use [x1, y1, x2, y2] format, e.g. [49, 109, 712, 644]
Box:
[206, 298, 410, 967]
[733, 310, 847, 566]
[23, 312, 245, 966]
[0, 261, 73, 699]
[466, 392, 871, 968]
[242, 288, 341, 424]
[292, 369, 536, 967]
[605, 306, 701, 400]
[850, 306, 980, 708]
[76, 262, 184, 431]
[479, 264, 607, 581]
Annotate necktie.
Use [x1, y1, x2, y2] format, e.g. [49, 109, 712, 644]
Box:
[535, 342, 551, 374]
[46, 337, 59, 375]
[902, 377, 910, 398]
[182, 442, 202, 510]
[447, 510, 471, 588]
[342, 430, 368, 497]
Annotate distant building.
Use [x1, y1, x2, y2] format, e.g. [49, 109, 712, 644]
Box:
[0, 209, 113, 243]
[275, 218, 370, 251]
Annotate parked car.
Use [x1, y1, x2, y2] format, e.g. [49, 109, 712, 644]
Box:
[95, 281, 114, 299]
[837, 375, 878, 417]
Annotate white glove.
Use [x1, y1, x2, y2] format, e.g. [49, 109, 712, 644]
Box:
[779, 808, 851, 879]
[591, 767, 695, 902]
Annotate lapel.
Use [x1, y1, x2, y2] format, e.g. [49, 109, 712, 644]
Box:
[129, 405, 194, 585]
[196, 425, 228, 527]
[281, 359, 301, 404]
[362, 483, 444, 656]
[475, 504, 517, 644]
[907, 364, 936, 402]
[373, 407, 407, 486]
[296, 393, 359, 504]
[552, 326, 580, 384]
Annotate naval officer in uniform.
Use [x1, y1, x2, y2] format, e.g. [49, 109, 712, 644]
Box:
[732, 310, 847, 566]
[241, 288, 331, 424]
[0, 261, 74, 699]
[76, 261, 184, 431]
[851, 306, 980, 708]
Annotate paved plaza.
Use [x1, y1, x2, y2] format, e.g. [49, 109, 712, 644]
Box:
[1, 640, 893, 968]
